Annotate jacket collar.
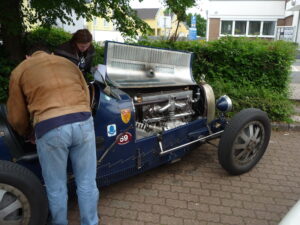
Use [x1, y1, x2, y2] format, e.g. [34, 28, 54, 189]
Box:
[31, 51, 49, 57]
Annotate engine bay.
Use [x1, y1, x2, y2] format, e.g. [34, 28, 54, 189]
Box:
[123, 86, 205, 139]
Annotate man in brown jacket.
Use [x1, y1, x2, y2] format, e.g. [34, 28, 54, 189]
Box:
[7, 50, 99, 225]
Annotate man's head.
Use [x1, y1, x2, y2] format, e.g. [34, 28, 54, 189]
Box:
[71, 29, 93, 53]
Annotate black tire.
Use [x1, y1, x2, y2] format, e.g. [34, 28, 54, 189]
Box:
[218, 108, 271, 175]
[0, 160, 48, 225]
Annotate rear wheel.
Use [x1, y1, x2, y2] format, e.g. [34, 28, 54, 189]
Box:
[218, 108, 271, 175]
[0, 160, 48, 225]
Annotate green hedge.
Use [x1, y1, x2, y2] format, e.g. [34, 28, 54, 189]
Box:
[0, 28, 296, 121]
[0, 56, 13, 103]
[24, 27, 72, 52]
[137, 37, 296, 121]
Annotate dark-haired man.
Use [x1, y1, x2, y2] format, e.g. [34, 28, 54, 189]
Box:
[55, 29, 95, 78]
[7, 50, 99, 225]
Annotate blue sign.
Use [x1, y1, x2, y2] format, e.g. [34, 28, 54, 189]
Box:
[191, 15, 196, 28]
[188, 28, 197, 40]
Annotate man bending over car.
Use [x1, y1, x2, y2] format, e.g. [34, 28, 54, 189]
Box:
[6, 47, 99, 225]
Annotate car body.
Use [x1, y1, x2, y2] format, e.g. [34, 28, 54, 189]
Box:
[0, 41, 271, 225]
[279, 200, 300, 225]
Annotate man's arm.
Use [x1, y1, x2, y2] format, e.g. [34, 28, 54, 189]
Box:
[7, 72, 31, 136]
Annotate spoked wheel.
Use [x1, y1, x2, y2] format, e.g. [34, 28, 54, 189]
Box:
[0, 183, 31, 225]
[218, 108, 271, 175]
[0, 160, 48, 225]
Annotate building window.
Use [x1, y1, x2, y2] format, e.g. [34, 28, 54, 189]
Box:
[220, 20, 276, 37]
[93, 17, 97, 26]
[263, 21, 275, 35]
[221, 21, 233, 35]
[103, 20, 110, 27]
[234, 21, 247, 35]
[248, 21, 261, 35]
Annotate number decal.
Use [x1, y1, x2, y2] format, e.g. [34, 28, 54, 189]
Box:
[117, 132, 132, 145]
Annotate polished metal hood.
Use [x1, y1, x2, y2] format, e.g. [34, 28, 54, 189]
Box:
[104, 42, 196, 88]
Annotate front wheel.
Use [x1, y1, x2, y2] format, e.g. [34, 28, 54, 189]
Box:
[218, 108, 271, 175]
[0, 160, 48, 225]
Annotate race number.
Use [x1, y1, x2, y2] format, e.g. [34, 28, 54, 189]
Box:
[117, 132, 132, 145]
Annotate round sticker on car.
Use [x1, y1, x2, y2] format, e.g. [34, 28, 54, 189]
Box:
[117, 132, 132, 145]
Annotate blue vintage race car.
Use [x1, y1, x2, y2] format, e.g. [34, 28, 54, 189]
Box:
[0, 42, 271, 225]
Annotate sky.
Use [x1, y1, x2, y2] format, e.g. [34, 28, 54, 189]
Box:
[130, 0, 209, 18]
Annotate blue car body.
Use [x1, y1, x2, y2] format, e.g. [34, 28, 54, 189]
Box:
[0, 84, 225, 187]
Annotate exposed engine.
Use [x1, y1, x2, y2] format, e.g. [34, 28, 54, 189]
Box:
[133, 88, 201, 139]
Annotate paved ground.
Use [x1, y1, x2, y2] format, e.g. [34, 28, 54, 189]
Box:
[290, 59, 300, 101]
[68, 131, 300, 225]
[289, 59, 300, 123]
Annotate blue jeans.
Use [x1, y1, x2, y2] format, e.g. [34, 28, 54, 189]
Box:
[36, 117, 99, 225]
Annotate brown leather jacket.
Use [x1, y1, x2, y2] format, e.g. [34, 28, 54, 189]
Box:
[7, 51, 90, 136]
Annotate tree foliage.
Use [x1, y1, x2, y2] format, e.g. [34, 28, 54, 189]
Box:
[0, 0, 150, 62]
[163, 0, 196, 40]
[22, 0, 150, 37]
[0, 0, 199, 62]
[186, 13, 206, 37]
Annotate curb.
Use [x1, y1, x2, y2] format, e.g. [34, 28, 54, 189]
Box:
[271, 122, 300, 132]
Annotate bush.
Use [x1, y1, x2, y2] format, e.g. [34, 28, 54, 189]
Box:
[211, 79, 293, 121]
[137, 37, 296, 121]
[24, 27, 72, 52]
[92, 42, 105, 66]
[0, 47, 17, 103]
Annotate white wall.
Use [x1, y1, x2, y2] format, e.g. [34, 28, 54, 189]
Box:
[208, 0, 286, 19]
[292, 11, 300, 43]
[286, 0, 300, 11]
[56, 13, 86, 33]
[94, 30, 124, 43]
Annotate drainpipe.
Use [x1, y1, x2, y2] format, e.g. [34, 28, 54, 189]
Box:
[206, 10, 209, 41]
[295, 11, 300, 44]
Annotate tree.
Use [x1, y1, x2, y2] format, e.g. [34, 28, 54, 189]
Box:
[0, 0, 150, 62]
[186, 13, 206, 37]
[163, 0, 196, 41]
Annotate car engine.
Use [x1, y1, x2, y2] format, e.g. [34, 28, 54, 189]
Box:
[132, 88, 202, 139]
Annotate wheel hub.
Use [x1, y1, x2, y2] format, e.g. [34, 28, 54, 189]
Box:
[233, 121, 265, 165]
[0, 183, 31, 225]
[247, 140, 257, 150]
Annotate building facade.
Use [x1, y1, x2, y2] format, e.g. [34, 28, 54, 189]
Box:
[56, 13, 86, 34]
[134, 8, 189, 38]
[85, 8, 189, 42]
[207, 0, 300, 44]
[86, 17, 124, 42]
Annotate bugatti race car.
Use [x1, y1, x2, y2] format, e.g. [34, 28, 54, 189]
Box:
[0, 41, 271, 225]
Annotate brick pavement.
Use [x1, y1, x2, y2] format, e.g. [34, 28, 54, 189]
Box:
[68, 131, 300, 225]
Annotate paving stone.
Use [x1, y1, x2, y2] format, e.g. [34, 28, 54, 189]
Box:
[220, 215, 244, 225]
[137, 212, 160, 223]
[158, 190, 179, 200]
[152, 204, 174, 216]
[67, 131, 300, 225]
[161, 215, 184, 225]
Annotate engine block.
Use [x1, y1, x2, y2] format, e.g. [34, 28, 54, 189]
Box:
[133, 89, 200, 139]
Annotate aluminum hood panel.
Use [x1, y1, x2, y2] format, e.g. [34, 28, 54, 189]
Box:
[104, 42, 196, 88]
